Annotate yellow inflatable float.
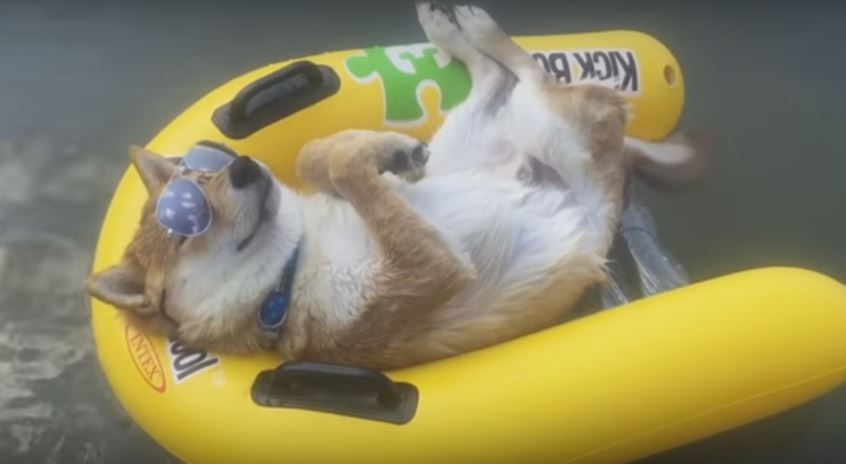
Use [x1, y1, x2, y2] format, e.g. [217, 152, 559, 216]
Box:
[90, 31, 846, 463]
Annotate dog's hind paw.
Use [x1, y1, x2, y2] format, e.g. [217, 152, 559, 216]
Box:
[453, 5, 502, 45]
[417, 1, 463, 49]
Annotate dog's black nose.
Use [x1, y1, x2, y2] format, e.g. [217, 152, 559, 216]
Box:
[228, 156, 262, 189]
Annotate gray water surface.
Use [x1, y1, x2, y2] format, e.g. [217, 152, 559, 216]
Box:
[0, 1, 843, 462]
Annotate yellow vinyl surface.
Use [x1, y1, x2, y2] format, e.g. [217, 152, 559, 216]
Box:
[90, 32, 846, 463]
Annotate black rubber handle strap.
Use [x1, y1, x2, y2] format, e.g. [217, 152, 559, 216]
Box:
[269, 361, 402, 407]
[212, 60, 340, 139]
[228, 61, 324, 124]
[251, 361, 419, 424]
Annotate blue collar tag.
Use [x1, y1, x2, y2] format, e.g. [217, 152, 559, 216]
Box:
[258, 246, 300, 333]
[259, 291, 289, 330]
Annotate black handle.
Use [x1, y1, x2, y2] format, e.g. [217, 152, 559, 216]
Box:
[212, 61, 340, 139]
[251, 361, 418, 424]
[229, 61, 324, 124]
[270, 362, 402, 407]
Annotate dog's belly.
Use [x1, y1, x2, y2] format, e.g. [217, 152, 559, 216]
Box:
[399, 172, 597, 253]
[425, 106, 526, 180]
[401, 174, 603, 291]
[387, 172, 607, 352]
[301, 173, 608, 346]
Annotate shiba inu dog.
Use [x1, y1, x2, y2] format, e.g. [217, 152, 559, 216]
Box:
[86, 3, 702, 370]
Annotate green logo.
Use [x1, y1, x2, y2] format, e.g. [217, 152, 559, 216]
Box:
[345, 45, 471, 124]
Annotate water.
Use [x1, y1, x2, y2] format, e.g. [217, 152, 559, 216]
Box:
[0, 1, 843, 462]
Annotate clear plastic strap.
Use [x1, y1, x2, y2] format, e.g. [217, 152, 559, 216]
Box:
[600, 182, 690, 309]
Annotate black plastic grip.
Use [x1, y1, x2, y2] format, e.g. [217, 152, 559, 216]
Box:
[213, 61, 340, 139]
[251, 361, 418, 424]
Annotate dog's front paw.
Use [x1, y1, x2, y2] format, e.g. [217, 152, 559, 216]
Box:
[326, 131, 428, 187]
[377, 137, 429, 183]
[453, 5, 501, 45]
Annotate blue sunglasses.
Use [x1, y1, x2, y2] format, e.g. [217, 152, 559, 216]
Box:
[155, 144, 236, 237]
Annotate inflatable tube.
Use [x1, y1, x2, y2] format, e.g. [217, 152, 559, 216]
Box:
[90, 32, 846, 463]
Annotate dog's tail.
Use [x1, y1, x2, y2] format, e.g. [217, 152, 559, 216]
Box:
[624, 131, 714, 190]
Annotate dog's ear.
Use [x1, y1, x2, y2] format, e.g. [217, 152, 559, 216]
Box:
[129, 145, 176, 193]
[624, 131, 714, 190]
[85, 259, 152, 313]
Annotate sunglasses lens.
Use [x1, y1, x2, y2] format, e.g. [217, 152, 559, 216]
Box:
[156, 178, 211, 236]
[182, 144, 235, 172]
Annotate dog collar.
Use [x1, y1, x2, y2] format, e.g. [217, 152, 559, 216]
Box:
[258, 244, 300, 334]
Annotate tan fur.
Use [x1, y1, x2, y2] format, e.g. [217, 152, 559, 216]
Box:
[86, 146, 276, 352]
[293, 130, 477, 366]
[547, 83, 629, 237]
[87, 5, 703, 370]
[456, 5, 629, 244]
[285, 31, 631, 368]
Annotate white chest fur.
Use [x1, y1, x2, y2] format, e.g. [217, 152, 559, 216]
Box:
[294, 170, 608, 335]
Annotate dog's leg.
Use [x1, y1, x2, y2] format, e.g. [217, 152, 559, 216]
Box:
[300, 129, 475, 296]
[452, 5, 628, 252]
[297, 131, 358, 195]
[324, 130, 474, 293]
[297, 129, 476, 367]
[453, 5, 549, 84]
[417, 2, 499, 90]
[417, 2, 522, 176]
[297, 130, 427, 195]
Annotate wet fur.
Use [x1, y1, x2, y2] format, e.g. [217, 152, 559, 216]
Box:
[86, 4, 702, 369]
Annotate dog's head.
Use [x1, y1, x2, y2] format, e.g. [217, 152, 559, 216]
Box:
[86, 143, 300, 352]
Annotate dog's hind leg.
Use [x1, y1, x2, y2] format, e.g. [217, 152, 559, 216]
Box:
[417, 2, 522, 176]
[453, 5, 549, 85]
[451, 5, 629, 251]
[417, 2, 499, 89]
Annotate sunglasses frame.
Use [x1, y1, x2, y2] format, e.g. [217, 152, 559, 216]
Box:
[154, 145, 237, 237]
